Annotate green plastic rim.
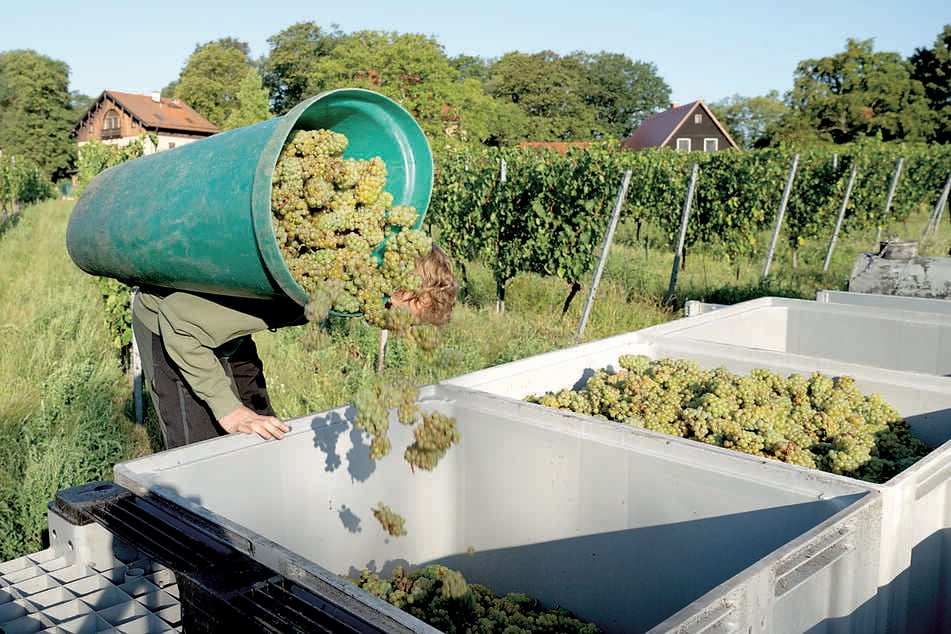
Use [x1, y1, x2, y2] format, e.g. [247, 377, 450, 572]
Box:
[251, 88, 433, 308]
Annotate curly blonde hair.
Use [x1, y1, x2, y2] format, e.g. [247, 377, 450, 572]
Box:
[390, 244, 459, 326]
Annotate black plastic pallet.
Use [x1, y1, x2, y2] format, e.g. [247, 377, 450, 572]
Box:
[53, 481, 412, 633]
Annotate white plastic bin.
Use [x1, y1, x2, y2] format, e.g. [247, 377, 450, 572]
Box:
[817, 289, 951, 316]
[442, 332, 951, 634]
[113, 384, 881, 634]
[651, 295, 951, 376]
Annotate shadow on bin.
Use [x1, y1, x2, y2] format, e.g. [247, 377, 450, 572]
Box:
[65, 88, 433, 307]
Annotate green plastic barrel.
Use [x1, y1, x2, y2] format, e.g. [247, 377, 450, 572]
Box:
[66, 88, 433, 306]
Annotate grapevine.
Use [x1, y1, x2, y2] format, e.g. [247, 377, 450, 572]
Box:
[350, 564, 602, 633]
[428, 144, 951, 291]
[526, 355, 932, 483]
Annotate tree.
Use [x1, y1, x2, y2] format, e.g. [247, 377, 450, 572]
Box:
[775, 38, 933, 146]
[173, 38, 257, 128]
[261, 21, 343, 114]
[438, 77, 529, 147]
[709, 91, 787, 149]
[446, 54, 528, 145]
[572, 51, 671, 139]
[485, 51, 605, 141]
[222, 69, 272, 130]
[450, 54, 492, 82]
[309, 31, 471, 139]
[910, 24, 951, 144]
[70, 91, 94, 120]
[0, 49, 75, 182]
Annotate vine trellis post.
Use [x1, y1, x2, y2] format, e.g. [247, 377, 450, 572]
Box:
[574, 168, 633, 344]
[875, 157, 904, 244]
[823, 163, 859, 272]
[761, 153, 799, 283]
[922, 171, 951, 241]
[665, 163, 699, 307]
[496, 157, 507, 314]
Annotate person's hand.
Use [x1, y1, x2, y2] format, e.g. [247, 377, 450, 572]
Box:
[219, 405, 290, 441]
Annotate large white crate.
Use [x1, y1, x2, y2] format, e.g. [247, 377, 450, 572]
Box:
[443, 332, 951, 634]
[114, 384, 881, 634]
[816, 289, 951, 316]
[649, 295, 951, 375]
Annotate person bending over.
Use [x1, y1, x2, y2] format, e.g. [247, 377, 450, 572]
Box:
[131, 245, 458, 449]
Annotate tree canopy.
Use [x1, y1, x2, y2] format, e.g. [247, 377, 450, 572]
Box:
[222, 68, 272, 130]
[911, 24, 951, 144]
[710, 91, 787, 149]
[261, 21, 343, 115]
[308, 30, 459, 135]
[486, 51, 605, 141]
[0, 50, 76, 182]
[172, 38, 257, 128]
[572, 51, 671, 139]
[775, 38, 933, 146]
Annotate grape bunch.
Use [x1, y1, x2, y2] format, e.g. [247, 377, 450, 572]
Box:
[270, 128, 432, 330]
[372, 502, 407, 537]
[350, 565, 602, 633]
[404, 411, 461, 472]
[353, 378, 460, 534]
[353, 377, 460, 468]
[526, 355, 932, 484]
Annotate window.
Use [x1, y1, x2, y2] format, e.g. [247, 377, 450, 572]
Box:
[103, 110, 120, 130]
[102, 110, 121, 139]
[676, 138, 691, 152]
[694, 114, 702, 124]
[704, 138, 719, 152]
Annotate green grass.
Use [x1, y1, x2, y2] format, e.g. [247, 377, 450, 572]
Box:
[1, 196, 948, 560]
[0, 200, 154, 559]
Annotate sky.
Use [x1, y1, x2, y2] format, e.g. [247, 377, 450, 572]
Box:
[2, 1, 949, 108]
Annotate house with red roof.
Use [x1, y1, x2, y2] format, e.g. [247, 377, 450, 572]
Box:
[622, 100, 738, 152]
[73, 91, 220, 153]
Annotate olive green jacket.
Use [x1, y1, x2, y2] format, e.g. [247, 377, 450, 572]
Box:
[133, 287, 304, 419]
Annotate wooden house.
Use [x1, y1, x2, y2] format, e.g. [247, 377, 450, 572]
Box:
[621, 100, 738, 152]
[73, 91, 220, 153]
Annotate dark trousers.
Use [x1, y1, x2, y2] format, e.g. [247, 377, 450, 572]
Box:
[149, 333, 275, 449]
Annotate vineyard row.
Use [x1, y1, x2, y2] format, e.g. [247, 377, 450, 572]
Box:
[427, 143, 951, 300]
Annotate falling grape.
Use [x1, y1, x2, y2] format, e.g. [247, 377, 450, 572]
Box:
[273, 129, 460, 535]
[371, 502, 407, 537]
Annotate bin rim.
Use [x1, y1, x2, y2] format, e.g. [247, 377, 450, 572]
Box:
[249, 88, 434, 308]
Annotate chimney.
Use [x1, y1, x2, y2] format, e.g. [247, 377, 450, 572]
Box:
[151, 91, 161, 103]
[671, 101, 679, 109]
